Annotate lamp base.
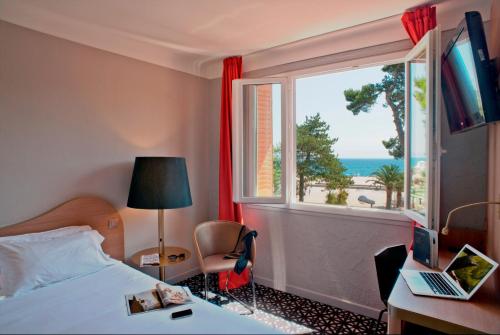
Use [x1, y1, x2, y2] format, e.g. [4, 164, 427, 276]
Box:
[158, 209, 165, 281]
[158, 209, 165, 257]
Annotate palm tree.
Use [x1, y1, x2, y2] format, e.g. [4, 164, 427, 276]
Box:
[394, 172, 404, 208]
[370, 164, 401, 209]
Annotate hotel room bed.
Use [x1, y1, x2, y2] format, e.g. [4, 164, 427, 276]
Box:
[0, 197, 280, 334]
[0, 261, 278, 334]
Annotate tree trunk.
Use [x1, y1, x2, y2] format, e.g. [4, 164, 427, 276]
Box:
[385, 187, 393, 209]
[385, 93, 404, 149]
[299, 173, 305, 202]
[396, 190, 403, 208]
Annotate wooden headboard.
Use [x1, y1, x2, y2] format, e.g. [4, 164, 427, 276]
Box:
[0, 197, 124, 260]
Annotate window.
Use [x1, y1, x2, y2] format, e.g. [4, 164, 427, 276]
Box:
[404, 30, 440, 229]
[232, 28, 440, 227]
[294, 64, 405, 212]
[232, 78, 287, 204]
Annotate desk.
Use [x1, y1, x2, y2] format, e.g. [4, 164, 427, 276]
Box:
[130, 246, 191, 282]
[388, 251, 500, 334]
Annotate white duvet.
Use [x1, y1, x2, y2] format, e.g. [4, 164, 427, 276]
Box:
[0, 262, 280, 334]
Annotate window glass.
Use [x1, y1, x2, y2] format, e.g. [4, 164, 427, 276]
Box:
[242, 83, 282, 198]
[408, 51, 428, 216]
[295, 63, 405, 211]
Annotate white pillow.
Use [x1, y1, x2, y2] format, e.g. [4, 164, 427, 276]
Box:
[0, 230, 115, 297]
[0, 225, 92, 243]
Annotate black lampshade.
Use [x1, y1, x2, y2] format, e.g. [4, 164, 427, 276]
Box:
[127, 157, 192, 209]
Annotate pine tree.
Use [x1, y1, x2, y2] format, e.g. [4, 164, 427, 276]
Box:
[344, 64, 405, 159]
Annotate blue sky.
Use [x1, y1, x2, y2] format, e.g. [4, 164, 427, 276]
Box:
[269, 65, 407, 158]
[295, 65, 398, 159]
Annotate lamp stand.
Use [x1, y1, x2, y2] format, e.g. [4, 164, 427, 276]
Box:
[158, 209, 165, 256]
[158, 209, 165, 281]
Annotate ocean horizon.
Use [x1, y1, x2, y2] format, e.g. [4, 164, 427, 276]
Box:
[339, 158, 404, 177]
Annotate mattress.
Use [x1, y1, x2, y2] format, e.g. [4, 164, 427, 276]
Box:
[0, 262, 281, 334]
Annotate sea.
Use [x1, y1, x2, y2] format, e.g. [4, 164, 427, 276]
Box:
[339, 158, 404, 177]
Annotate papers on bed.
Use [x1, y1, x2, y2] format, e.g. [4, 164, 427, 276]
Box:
[125, 282, 193, 315]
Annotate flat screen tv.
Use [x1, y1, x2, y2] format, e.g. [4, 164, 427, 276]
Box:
[441, 11, 500, 134]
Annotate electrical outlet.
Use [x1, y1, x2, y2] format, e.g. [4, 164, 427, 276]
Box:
[107, 218, 118, 229]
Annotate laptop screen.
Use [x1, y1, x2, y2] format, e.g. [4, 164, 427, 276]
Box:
[445, 246, 495, 294]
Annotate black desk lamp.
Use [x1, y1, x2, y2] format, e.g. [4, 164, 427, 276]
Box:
[127, 157, 192, 257]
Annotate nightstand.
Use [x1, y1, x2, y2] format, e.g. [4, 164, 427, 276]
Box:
[130, 246, 191, 281]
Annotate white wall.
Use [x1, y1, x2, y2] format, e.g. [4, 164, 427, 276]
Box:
[0, 20, 210, 281]
[244, 206, 410, 317]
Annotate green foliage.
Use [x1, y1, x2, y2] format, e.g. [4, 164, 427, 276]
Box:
[394, 172, 404, 192]
[414, 77, 427, 110]
[325, 189, 349, 205]
[272, 145, 281, 196]
[382, 137, 403, 161]
[370, 164, 402, 209]
[343, 63, 405, 159]
[344, 84, 378, 115]
[370, 164, 401, 188]
[296, 113, 351, 202]
[394, 172, 404, 208]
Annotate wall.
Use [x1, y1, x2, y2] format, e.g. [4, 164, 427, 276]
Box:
[439, 28, 488, 230]
[0, 20, 210, 281]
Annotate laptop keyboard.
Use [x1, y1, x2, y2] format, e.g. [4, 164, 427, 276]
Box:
[420, 272, 460, 296]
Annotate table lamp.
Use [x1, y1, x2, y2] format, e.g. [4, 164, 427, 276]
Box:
[127, 157, 192, 257]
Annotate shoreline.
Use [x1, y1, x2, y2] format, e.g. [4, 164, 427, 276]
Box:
[301, 176, 404, 209]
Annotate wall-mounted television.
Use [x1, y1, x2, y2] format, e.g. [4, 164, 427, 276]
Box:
[441, 11, 500, 134]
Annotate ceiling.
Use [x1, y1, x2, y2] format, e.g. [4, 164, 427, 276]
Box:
[0, 0, 491, 77]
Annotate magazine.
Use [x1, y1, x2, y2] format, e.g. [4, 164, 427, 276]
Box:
[140, 253, 160, 266]
[125, 283, 193, 315]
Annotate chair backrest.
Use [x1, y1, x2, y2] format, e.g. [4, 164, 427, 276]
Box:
[374, 244, 407, 306]
[193, 220, 256, 264]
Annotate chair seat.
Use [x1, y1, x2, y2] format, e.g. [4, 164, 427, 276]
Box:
[201, 254, 253, 274]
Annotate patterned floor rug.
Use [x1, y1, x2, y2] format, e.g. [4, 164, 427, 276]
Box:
[177, 274, 387, 334]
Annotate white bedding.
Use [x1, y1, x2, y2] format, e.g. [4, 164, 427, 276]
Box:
[0, 262, 281, 334]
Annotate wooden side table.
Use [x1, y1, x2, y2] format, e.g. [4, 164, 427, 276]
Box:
[130, 246, 191, 282]
[388, 250, 500, 334]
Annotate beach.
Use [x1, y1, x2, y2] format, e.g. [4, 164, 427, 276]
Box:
[300, 176, 404, 210]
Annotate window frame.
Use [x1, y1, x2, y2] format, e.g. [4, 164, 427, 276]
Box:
[232, 78, 289, 204]
[403, 28, 441, 230]
[232, 42, 440, 224]
[288, 58, 412, 220]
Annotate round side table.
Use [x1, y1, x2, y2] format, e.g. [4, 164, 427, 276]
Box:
[130, 246, 191, 281]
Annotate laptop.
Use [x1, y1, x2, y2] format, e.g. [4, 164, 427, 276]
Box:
[401, 244, 498, 300]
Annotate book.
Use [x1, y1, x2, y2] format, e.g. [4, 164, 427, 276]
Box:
[140, 253, 160, 267]
[125, 283, 193, 315]
[413, 226, 438, 269]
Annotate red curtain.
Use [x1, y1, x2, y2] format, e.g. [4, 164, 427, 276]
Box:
[401, 6, 437, 45]
[217, 56, 250, 289]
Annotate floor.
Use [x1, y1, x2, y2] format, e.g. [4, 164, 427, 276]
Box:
[177, 274, 387, 334]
